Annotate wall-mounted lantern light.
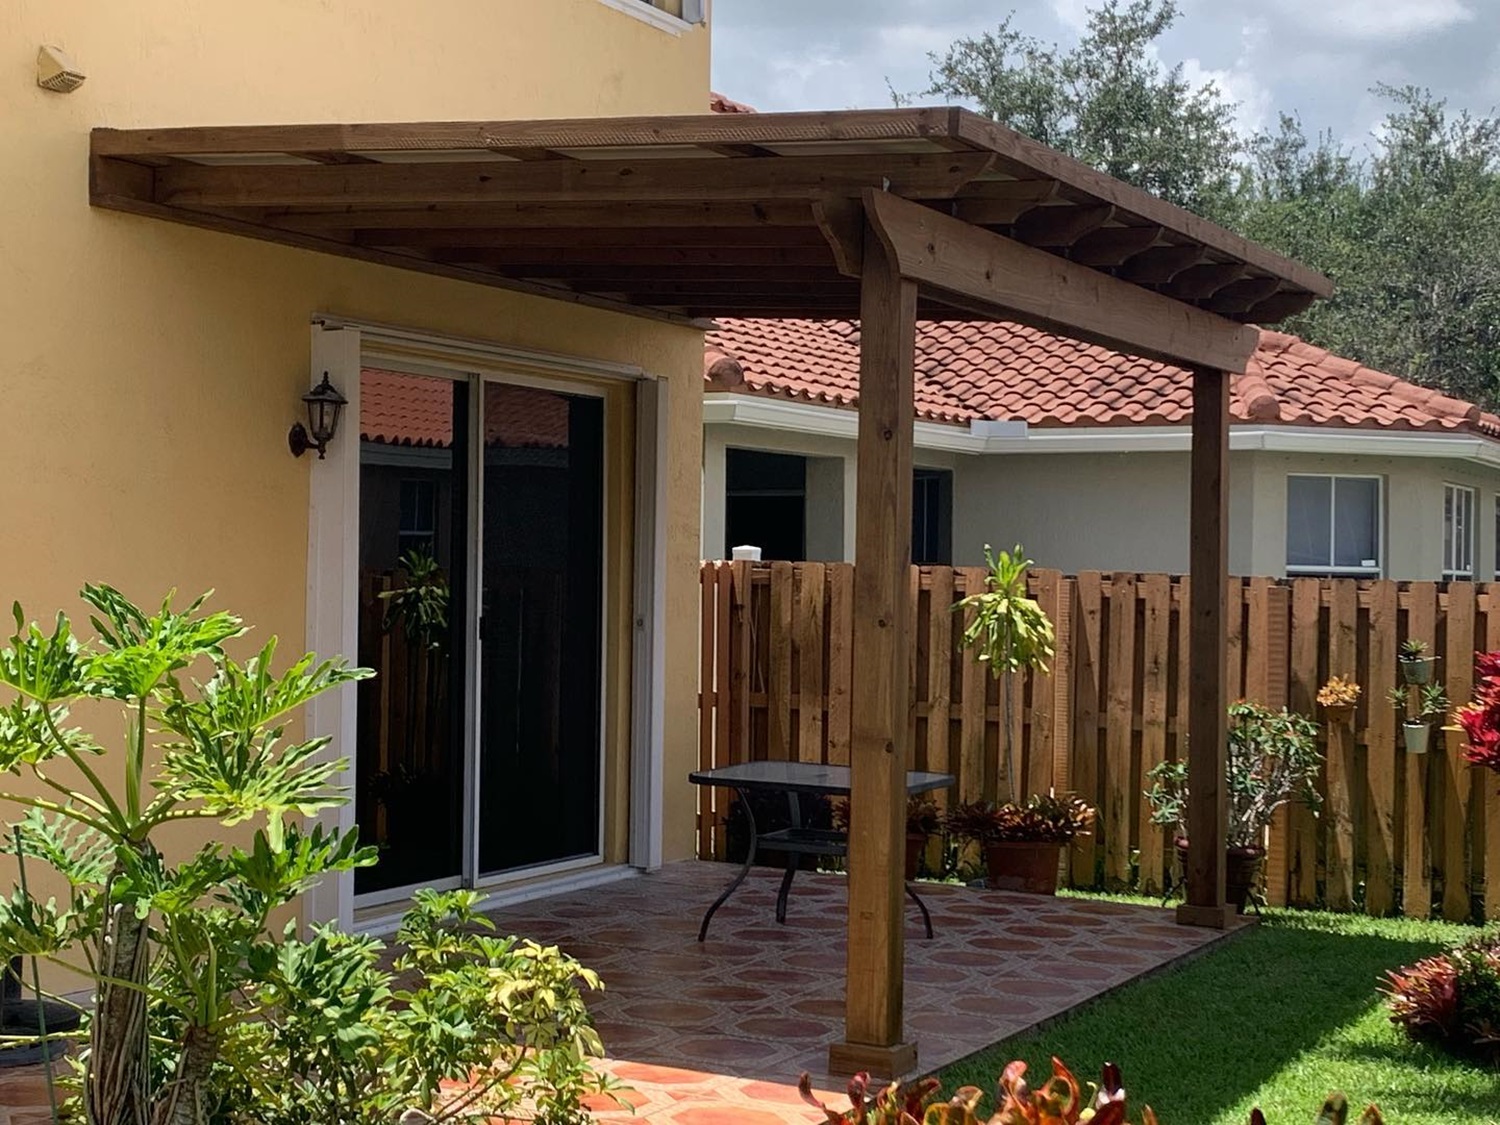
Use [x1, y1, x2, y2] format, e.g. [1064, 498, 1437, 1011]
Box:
[288, 373, 347, 459]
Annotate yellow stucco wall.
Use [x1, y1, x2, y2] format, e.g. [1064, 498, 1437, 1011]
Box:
[0, 1, 711, 884]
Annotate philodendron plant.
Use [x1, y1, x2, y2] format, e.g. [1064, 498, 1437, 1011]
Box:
[0, 586, 372, 1125]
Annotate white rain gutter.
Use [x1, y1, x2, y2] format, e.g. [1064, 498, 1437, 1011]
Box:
[702, 394, 1500, 467]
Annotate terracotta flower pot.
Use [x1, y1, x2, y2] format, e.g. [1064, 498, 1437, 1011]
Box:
[1175, 837, 1265, 914]
[983, 840, 1064, 895]
[1322, 703, 1355, 726]
[904, 832, 925, 881]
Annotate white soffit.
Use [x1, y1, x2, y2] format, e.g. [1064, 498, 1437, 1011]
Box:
[702, 395, 1500, 467]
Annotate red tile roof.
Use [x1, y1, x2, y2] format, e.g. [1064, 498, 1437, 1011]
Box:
[360, 370, 568, 448]
[705, 319, 1500, 438]
[709, 92, 756, 114]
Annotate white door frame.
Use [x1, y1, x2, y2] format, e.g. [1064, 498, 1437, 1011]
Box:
[302, 317, 668, 928]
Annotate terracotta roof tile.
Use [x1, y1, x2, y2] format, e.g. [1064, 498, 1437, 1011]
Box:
[360, 370, 567, 448]
[705, 319, 1495, 439]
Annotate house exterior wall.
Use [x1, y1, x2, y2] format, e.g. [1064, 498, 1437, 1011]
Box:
[2, 0, 712, 893]
[703, 416, 1500, 580]
[1243, 451, 1500, 581]
[701, 421, 960, 562]
[952, 450, 1257, 575]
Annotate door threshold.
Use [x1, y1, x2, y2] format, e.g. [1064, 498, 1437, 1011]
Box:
[352, 863, 640, 937]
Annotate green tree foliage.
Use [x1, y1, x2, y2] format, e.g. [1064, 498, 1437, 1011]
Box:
[920, 0, 1241, 220]
[1241, 89, 1500, 409]
[916, 2, 1500, 408]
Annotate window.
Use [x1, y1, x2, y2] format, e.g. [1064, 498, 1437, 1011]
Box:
[596, 0, 703, 31]
[1285, 475, 1381, 576]
[912, 469, 953, 565]
[724, 449, 807, 561]
[397, 478, 437, 559]
[1494, 496, 1500, 579]
[1444, 484, 1476, 580]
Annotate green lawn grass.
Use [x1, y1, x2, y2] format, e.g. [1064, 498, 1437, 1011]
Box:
[936, 909, 1498, 1124]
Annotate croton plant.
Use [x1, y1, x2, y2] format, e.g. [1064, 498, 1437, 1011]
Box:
[796, 1060, 1383, 1124]
[1454, 650, 1500, 774]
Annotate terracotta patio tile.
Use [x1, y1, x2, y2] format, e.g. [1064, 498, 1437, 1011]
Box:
[468, 862, 1239, 1121]
[670, 1106, 793, 1125]
[735, 1015, 831, 1039]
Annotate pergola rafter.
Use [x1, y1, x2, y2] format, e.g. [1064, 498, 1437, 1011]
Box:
[88, 105, 1331, 1079]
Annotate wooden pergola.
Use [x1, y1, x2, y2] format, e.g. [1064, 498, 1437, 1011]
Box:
[90, 107, 1331, 1078]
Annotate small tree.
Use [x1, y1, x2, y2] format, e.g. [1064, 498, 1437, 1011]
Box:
[0, 586, 372, 1125]
[954, 546, 1055, 801]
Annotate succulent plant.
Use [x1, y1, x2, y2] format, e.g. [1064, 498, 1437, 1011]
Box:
[1316, 677, 1361, 709]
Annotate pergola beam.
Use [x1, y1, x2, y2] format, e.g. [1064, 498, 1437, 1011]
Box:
[1178, 366, 1236, 930]
[862, 190, 1258, 372]
[830, 216, 919, 1081]
[149, 153, 995, 209]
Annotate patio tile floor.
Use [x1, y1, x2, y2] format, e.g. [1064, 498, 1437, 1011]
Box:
[482, 862, 1236, 1125]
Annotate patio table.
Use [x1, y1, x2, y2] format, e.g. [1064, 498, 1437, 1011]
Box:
[688, 761, 956, 942]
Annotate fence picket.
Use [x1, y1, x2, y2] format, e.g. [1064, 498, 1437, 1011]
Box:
[1104, 574, 1137, 888]
[1485, 587, 1500, 923]
[694, 562, 1495, 916]
[797, 563, 826, 765]
[1028, 569, 1061, 798]
[825, 564, 854, 767]
[1326, 580, 1358, 911]
[958, 567, 989, 805]
[927, 567, 954, 800]
[1071, 572, 1104, 886]
[1287, 579, 1321, 906]
[1139, 573, 1170, 896]
[1443, 582, 1476, 921]
[1405, 582, 1437, 919]
[1366, 580, 1398, 915]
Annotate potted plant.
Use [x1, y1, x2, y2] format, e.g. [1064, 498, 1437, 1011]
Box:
[832, 796, 940, 880]
[1393, 683, 1450, 754]
[1144, 701, 1322, 912]
[905, 795, 942, 880]
[944, 793, 1094, 895]
[954, 544, 1055, 802]
[1316, 676, 1361, 724]
[1399, 638, 1436, 685]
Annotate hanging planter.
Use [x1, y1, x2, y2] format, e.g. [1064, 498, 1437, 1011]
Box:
[1403, 720, 1432, 755]
[1399, 640, 1435, 685]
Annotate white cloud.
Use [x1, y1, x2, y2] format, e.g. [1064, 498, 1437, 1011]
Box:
[1048, 0, 1091, 32]
[1268, 0, 1473, 41]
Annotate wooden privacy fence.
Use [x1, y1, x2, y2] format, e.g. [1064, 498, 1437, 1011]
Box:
[697, 561, 1500, 923]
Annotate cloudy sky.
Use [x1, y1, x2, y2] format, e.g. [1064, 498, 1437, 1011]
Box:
[711, 0, 1500, 150]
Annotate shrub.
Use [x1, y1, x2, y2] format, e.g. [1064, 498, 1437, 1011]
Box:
[795, 1059, 1384, 1123]
[1382, 929, 1500, 1066]
[0, 588, 615, 1124]
[1455, 651, 1500, 774]
[944, 793, 1094, 845]
[1144, 701, 1322, 851]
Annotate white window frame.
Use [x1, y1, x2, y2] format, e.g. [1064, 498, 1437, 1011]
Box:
[302, 319, 667, 931]
[1285, 473, 1384, 577]
[1494, 495, 1500, 581]
[594, 0, 702, 34]
[1443, 483, 1477, 580]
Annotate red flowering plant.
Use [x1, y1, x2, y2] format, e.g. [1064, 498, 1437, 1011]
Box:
[1455, 650, 1500, 774]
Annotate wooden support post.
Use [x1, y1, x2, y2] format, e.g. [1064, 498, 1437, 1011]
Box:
[1177, 366, 1236, 929]
[829, 215, 919, 1080]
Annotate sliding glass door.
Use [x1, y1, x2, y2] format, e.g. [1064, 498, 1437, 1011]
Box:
[354, 368, 606, 900]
